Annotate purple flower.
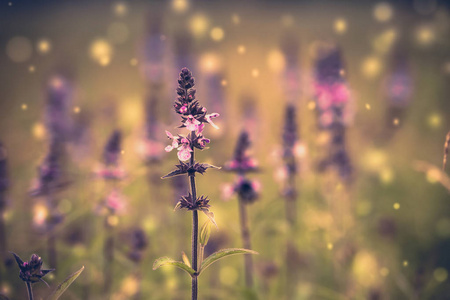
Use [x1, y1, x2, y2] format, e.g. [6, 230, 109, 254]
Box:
[205, 113, 220, 129]
[103, 130, 122, 166]
[224, 131, 258, 174]
[12, 253, 53, 284]
[184, 115, 201, 131]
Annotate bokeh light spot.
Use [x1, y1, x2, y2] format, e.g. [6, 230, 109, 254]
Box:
[251, 68, 260, 78]
[231, 13, 240, 25]
[334, 18, 347, 34]
[416, 25, 435, 46]
[89, 39, 113, 66]
[199, 52, 221, 73]
[172, 0, 189, 13]
[237, 45, 246, 55]
[37, 38, 51, 55]
[267, 49, 286, 73]
[210, 27, 224, 41]
[361, 56, 382, 79]
[434, 268, 448, 282]
[32, 122, 46, 140]
[113, 1, 128, 17]
[374, 2, 393, 22]
[393, 203, 400, 210]
[189, 14, 209, 38]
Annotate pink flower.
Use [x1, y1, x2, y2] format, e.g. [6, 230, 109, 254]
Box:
[221, 183, 235, 200]
[205, 113, 220, 129]
[184, 115, 201, 131]
[165, 131, 179, 152]
[177, 143, 192, 161]
[105, 189, 126, 214]
[179, 105, 188, 114]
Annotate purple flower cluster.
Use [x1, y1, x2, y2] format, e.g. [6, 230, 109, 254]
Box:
[12, 253, 53, 284]
[223, 131, 261, 204]
[314, 46, 353, 182]
[164, 68, 219, 162]
[314, 47, 353, 129]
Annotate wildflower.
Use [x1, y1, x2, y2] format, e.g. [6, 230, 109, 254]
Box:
[12, 253, 53, 284]
[224, 131, 259, 173]
[205, 113, 220, 129]
[126, 227, 148, 263]
[103, 130, 122, 166]
[234, 177, 260, 204]
[184, 115, 201, 131]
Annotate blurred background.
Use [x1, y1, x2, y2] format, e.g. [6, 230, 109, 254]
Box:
[0, 0, 450, 299]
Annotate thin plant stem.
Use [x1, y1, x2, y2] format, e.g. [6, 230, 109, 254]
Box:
[189, 137, 198, 300]
[46, 193, 58, 271]
[238, 198, 253, 288]
[0, 193, 7, 268]
[26, 282, 34, 300]
[103, 215, 114, 294]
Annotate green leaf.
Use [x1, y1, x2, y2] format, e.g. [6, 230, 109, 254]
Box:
[199, 219, 211, 246]
[181, 251, 191, 267]
[46, 266, 84, 300]
[199, 248, 258, 274]
[201, 209, 218, 229]
[153, 257, 196, 277]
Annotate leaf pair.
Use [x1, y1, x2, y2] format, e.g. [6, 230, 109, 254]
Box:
[153, 248, 258, 277]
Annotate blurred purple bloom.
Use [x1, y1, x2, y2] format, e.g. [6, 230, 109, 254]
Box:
[12, 253, 53, 284]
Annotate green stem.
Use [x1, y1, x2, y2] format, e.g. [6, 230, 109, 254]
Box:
[26, 282, 34, 300]
[238, 198, 253, 288]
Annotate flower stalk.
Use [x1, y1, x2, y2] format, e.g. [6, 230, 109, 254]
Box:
[223, 130, 260, 288]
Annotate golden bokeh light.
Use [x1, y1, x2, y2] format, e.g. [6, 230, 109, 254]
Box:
[373, 2, 394, 22]
[37, 38, 51, 54]
[199, 52, 222, 73]
[361, 56, 382, 79]
[113, 1, 128, 17]
[267, 49, 286, 73]
[251, 68, 260, 78]
[89, 39, 113, 66]
[416, 25, 435, 46]
[189, 14, 209, 38]
[210, 27, 225, 41]
[172, 0, 189, 13]
[333, 18, 347, 34]
[32, 122, 46, 140]
[231, 13, 240, 25]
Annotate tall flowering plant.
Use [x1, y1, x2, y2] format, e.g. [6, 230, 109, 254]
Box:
[223, 130, 260, 288]
[314, 46, 353, 183]
[153, 68, 257, 300]
[95, 130, 126, 295]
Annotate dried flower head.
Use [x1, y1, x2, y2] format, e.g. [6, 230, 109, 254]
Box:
[12, 253, 53, 284]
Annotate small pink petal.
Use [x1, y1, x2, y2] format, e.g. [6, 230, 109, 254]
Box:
[165, 145, 173, 152]
[177, 148, 192, 161]
[166, 131, 174, 139]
